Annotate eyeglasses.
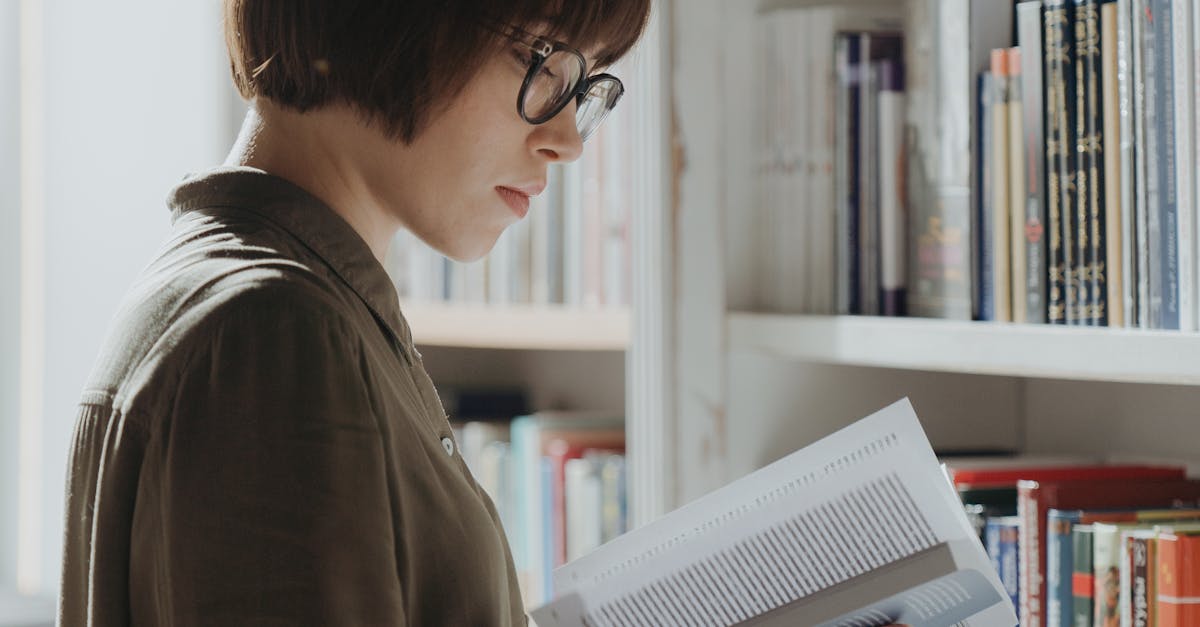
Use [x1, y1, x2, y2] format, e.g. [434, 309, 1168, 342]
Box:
[509, 30, 625, 142]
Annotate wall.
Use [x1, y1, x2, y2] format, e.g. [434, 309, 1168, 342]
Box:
[0, 0, 21, 592]
[29, 0, 234, 596]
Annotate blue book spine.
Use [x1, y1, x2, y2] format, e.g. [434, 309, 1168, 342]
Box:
[508, 416, 536, 583]
[1047, 509, 1083, 627]
[1152, 0, 1179, 329]
[987, 516, 1021, 614]
[977, 71, 996, 321]
[540, 457, 555, 601]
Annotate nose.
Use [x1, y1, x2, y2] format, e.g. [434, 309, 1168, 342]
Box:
[529, 100, 585, 163]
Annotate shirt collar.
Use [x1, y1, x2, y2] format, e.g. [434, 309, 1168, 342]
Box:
[166, 166, 414, 359]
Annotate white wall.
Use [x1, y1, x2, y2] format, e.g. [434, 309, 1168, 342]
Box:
[0, 0, 21, 593]
[30, 0, 235, 597]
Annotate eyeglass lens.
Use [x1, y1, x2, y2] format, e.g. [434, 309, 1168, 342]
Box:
[523, 50, 585, 121]
[522, 49, 620, 140]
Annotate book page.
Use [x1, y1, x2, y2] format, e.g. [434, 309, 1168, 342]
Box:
[531, 399, 1016, 627]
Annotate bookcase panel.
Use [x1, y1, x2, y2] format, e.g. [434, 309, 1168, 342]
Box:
[417, 346, 626, 416]
[1024, 377, 1200, 470]
[726, 352, 1022, 480]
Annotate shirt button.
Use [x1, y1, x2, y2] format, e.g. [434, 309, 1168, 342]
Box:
[441, 437, 455, 456]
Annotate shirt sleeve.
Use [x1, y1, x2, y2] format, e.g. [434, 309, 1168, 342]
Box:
[137, 284, 404, 625]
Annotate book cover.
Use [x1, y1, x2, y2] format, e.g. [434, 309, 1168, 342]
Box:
[1045, 0, 1077, 324]
[1156, 531, 1200, 626]
[1017, 1, 1049, 324]
[1016, 474, 1196, 627]
[906, 0, 1011, 320]
[987, 515, 1022, 615]
[1074, 524, 1096, 627]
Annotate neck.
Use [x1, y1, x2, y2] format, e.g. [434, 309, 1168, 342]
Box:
[224, 100, 399, 262]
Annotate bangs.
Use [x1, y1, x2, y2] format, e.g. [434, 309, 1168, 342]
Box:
[496, 0, 652, 69]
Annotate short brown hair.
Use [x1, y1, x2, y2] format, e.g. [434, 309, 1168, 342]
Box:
[224, 0, 651, 142]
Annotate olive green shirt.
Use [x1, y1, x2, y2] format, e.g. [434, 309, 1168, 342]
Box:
[58, 167, 526, 626]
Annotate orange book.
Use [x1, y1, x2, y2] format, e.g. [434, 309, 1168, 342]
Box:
[1156, 531, 1200, 626]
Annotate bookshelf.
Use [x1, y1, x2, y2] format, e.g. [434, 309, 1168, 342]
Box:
[662, 0, 1200, 516]
[728, 313, 1200, 386]
[402, 302, 630, 351]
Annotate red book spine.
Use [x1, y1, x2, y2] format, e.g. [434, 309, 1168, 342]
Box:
[951, 464, 1185, 488]
[1157, 534, 1200, 627]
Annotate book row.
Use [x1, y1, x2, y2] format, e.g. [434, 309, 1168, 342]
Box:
[451, 411, 627, 609]
[946, 456, 1200, 627]
[757, 0, 1200, 331]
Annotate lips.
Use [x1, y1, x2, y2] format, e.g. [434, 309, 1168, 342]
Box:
[497, 186, 531, 218]
[496, 180, 546, 219]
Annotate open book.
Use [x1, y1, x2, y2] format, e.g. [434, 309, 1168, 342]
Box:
[529, 399, 1018, 627]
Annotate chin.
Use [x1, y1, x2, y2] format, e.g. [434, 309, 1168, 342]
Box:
[439, 231, 503, 264]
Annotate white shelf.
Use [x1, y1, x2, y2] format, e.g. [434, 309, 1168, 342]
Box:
[400, 302, 630, 351]
[728, 313, 1200, 386]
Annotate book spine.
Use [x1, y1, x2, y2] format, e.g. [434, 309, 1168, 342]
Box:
[837, 33, 863, 315]
[989, 516, 1023, 615]
[878, 59, 908, 316]
[860, 43, 880, 316]
[1049, 510, 1083, 627]
[1019, 1, 1050, 324]
[1171, 0, 1195, 331]
[1132, 0, 1151, 328]
[1156, 534, 1200, 626]
[1074, 525, 1096, 627]
[1153, 0, 1179, 330]
[1093, 525, 1123, 627]
[906, 0, 977, 320]
[1102, 0, 1126, 328]
[1116, 0, 1136, 327]
[1073, 0, 1097, 326]
[1082, 0, 1109, 326]
[1019, 481, 1046, 627]
[978, 70, 997, 321]
[1046, 0, 1075, 324]
[1127, 534, 1151, 627]
[991, 49, 1013, 323]
[1140, 0, 1165, 328]
[1009, 47, 1030, 324]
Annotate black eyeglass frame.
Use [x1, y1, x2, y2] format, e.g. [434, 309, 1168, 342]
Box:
[513, 34, 625, 128]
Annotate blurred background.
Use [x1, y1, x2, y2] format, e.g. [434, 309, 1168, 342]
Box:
[2, 1, 246, 623]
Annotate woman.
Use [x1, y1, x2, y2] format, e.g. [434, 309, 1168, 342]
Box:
[59, 1, 647, 624]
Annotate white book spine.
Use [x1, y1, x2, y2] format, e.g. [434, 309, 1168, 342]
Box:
[562, 160, 584, 307]
[878, 63, 907, 316]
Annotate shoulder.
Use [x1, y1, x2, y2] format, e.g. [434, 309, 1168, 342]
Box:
[116, 273, 365, 416]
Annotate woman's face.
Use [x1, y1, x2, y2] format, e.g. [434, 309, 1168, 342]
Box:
[357, 39, 587, 262]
